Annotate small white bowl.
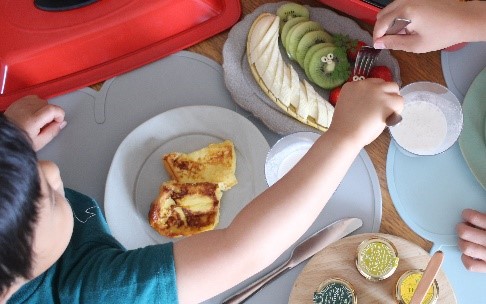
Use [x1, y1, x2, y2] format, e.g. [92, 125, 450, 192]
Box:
[265, 132, 320, 186]
[389, 82, 463, 156]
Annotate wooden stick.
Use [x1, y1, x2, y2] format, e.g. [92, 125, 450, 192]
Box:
[410, 251, 444, 304]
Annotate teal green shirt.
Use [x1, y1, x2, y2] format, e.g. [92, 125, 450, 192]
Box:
[8, 189, 178, 303]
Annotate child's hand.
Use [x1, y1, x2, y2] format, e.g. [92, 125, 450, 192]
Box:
[457, 209, 486, 273]
[328, 78, 403, 147]
[4, 95, 66, 151]
[373, 0, 469, 53]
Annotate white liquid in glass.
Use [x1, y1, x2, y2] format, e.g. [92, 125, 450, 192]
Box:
[392, 100, 447, 155]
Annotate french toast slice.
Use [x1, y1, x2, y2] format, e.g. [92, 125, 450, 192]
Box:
[163, 140, 237, 191]
[148, 181, 223, 238]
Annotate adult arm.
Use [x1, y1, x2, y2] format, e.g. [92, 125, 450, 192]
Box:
[4, 95, 66, 151]
[174, 79, 404, 303]
[457, 209, 486, 273]
[373, 0, 486, 53]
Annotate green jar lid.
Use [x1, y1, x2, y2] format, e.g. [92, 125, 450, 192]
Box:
[313, 277, 357, 304]
[355, 236, 399, 281]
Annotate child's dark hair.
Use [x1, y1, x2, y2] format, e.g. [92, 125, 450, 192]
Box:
[0, 114, 41, 296]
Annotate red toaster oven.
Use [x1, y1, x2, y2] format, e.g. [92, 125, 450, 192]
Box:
[317, 0, 393, 24]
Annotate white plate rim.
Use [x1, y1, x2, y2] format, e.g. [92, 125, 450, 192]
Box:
[104, 105, 270, 249]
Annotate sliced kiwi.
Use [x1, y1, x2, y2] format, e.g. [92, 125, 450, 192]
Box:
[295, 30, 334, 68]
[307, 46, 351, 90]
[276, 3, 310, 30]
[280, 16, 307, 50]
[286, 21, 323, 60]
[303, 42, 334, 79]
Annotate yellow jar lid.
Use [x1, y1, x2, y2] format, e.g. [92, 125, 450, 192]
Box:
[395, 269, 439, 304]
[313, 278, 357, 304]
[355, 236, 399, 281]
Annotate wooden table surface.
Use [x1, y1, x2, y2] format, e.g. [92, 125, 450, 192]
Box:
[187, 0, 445, 252]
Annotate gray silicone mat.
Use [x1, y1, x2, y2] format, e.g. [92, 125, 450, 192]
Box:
[37, 51, 381, 304]
[441, 41, 486, 103]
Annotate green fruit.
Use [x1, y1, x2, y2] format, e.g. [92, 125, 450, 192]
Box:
[307, 46, 351, 89]
[303, 42, 334, 79]
[295, 30, 334, 68]
[276, 3, 310, 30]
[286, 21, 322, 60]
[280, 16, 307, 50]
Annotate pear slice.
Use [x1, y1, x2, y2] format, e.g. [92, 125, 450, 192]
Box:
[304, 80, 318, 120]
[248, 14, 280, 64]
[270, 52, 285, 101]
[316, 94, 334, 128]
[289, 65, 300, 109]
[296, 81, 311, 119]
[254, 33, 278, 77]
[261, 35, 281, 88]
[279, 63, 293, 107]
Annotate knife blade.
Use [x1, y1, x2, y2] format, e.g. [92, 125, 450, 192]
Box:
[222, 217, 363, 304]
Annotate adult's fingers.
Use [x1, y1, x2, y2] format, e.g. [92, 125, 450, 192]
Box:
[458, 238, 486, 262]
[462, 209, 486, 230]
[457, 222, 486, 247]
[461, 254, 486, 273]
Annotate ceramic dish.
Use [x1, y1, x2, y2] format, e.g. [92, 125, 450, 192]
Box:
[265, 132, 320, 186]
[104, 105, 269, 249]
[459, 67, 486, 190]
[222, 2, 401, 136]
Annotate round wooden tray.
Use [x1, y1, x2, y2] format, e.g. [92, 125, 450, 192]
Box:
[289, 233, 456, 303]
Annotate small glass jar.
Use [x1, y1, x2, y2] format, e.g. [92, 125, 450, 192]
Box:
[355, 236, 399, 281]
[313, 278, 357, 304]
[395, 269, 439, 304]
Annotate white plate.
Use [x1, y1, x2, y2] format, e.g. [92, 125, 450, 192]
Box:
[105, 105, 270, 249]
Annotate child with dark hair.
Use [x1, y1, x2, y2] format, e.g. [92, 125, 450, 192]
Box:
[1, 80, 403, 303]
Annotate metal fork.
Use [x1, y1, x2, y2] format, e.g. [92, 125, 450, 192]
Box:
[353, 46, 381, 78]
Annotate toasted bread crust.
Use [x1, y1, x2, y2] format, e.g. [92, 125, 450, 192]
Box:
[162, 140, 237, 190]
[148, 181, 222, 238]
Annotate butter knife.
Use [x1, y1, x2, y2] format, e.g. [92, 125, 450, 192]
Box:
[222, 217, 363, 304]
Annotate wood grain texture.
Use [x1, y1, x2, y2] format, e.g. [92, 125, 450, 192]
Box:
[288, 233, 456, 304]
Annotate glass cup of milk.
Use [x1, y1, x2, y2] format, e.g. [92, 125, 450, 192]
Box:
[389, 82, 463, 156]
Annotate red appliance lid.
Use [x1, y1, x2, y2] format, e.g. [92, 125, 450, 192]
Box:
[0, 0, 241, 111]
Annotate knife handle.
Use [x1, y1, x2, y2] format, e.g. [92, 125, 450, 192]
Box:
[222, 262, 289, 304]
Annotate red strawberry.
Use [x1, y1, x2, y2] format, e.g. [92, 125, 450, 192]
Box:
[329, 86, 342, 107]
[347, 40, 367, 62]
[368, 66, 394, 82]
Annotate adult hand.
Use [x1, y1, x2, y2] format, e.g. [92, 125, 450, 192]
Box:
[329, 78, 403, 147]
[373, 0, 471, 53]
[4, 95, 66, 151]
[456, 209, 486, 273]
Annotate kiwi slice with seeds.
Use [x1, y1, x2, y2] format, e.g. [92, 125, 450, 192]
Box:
[295, 30, 334, 68]
[276, 3, 310, 30]
[307, 46, 351, 89]
[280, 16, 307, 50]
[286, 21, 323, 61]
[303, 42, 334, 79]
